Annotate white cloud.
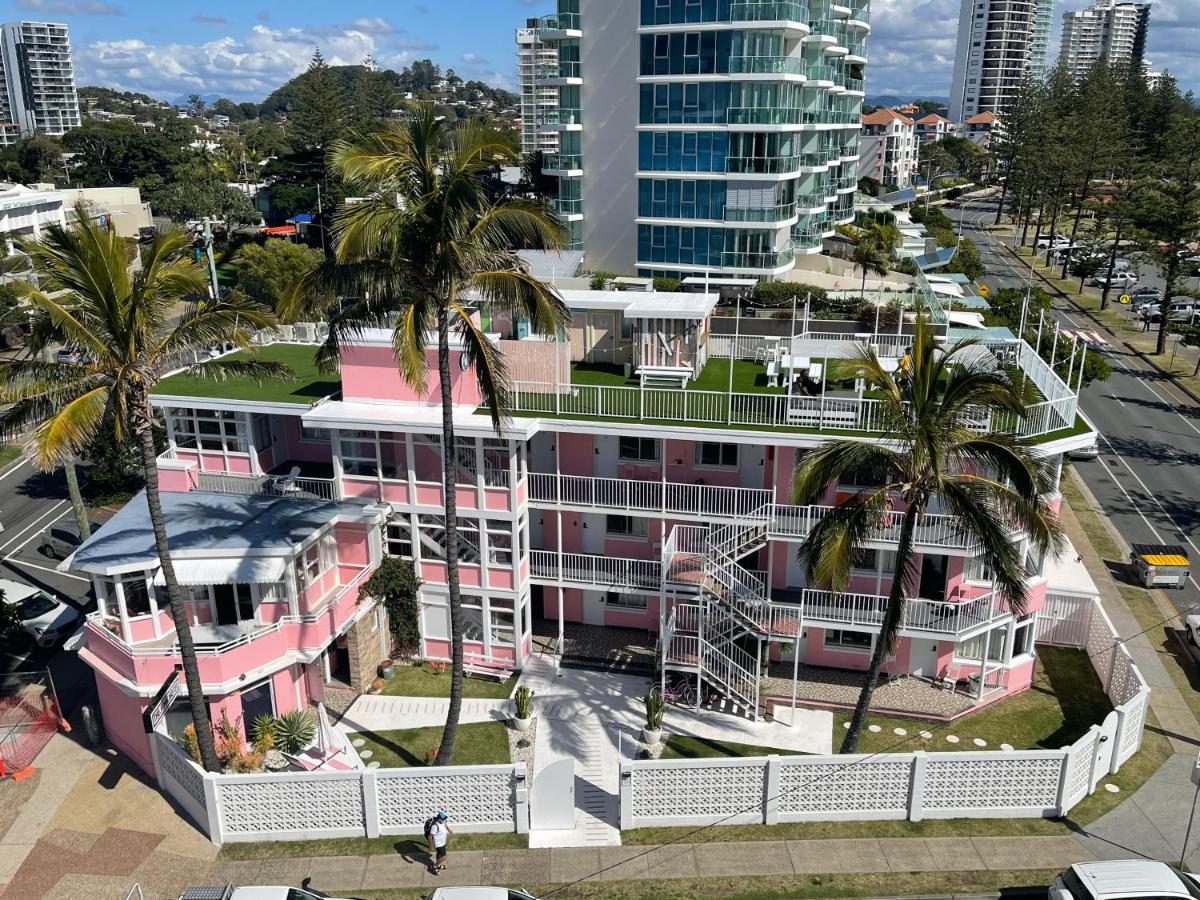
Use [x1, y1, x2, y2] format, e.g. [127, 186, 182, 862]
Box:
[74, 23, 432, 101]
[461, 52, 487, 65]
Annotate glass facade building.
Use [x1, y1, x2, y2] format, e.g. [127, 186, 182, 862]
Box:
[538, 0, 869, 279]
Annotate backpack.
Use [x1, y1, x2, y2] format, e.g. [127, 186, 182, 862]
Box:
[424, 817, 437, 838]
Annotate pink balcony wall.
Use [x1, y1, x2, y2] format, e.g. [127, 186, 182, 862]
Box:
[341, 345, 484, 406]
[94, 673, 154, 774]
[283, 416, 335, 464]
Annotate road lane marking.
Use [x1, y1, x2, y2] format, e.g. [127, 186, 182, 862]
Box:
[0, 456, 30, 483]
[6, 558, 90, 583]
[0, 501, 67, 558]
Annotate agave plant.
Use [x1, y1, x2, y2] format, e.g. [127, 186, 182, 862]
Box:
[273, 709, 316, 754]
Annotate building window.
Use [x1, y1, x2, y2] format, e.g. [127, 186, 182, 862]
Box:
[489, 609, 515, 645]
[824, 629, 872, 651]
[417, 514, 482, 564]
[169, 407, 246, 453]
[606, 591, 648, 610]
[339, 430, 379, 477]
[300, 425, 329, 443]
[964, 554, 994, 584]
[619, 436, 658, 461]
[384, 521, 412, 559]
[694, 442, 737, 467]
[956, 627, 1006, 663]
[1013, 615, 1035, 657]
[251, 415, 273, 451]
[606, 514, 648, 537]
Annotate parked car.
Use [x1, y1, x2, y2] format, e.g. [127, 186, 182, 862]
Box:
[1089, 271, 1138, 289]
[179, 886, 364, 900]
[1142, 302, 1200, 325]
[1129, 287, 1162, 306]
[0, 578, 81, 648]
[1050, 860, 1200, 900]
[1067, 441, 1100, 461]
[1035, 233, 1069, 250]
[1184, 613, 1200, 645]
[426, 889, 538, 900]
[39, 520, 91, 559]
[54, 344, 88, 365]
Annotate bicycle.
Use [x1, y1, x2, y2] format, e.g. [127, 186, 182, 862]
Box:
[651, 677, 697, 706]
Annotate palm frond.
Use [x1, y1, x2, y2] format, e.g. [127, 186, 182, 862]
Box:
[453, 301, 510, 431]
[798, 488, 894, 594]
[28, 386, 110, 471]
[183, 359, 295, 383]
[791, 440, 902, 505]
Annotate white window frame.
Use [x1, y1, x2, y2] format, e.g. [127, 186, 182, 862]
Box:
[619, 436, 658, 461]
[694, 441, 738, 468]
[823, 628, 873, 652]
[606, 514, 648, 538]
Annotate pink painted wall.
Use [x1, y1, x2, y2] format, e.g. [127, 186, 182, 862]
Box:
[541, 586, 583, 621]
[209, 692, 245, 744]
[498, 339, 570, 387]
[804, 627, 874, 671]
[94, 673, 154, 775]
[558, 433, 594, 476]
[341, 344, 483, 406]
[664, 439, 740, 488]
[158, 461, 198, 493]
[343, 477, 382, 500]
[283, 416, 334, 464]
[334, 524, 371, 566]
[271, 665, 300, 715]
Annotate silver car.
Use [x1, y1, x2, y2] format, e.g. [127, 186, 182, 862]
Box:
[40, 521, 89, 559]
[0, 578, 81, 648]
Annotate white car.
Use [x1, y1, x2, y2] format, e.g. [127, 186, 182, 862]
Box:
[1090, 271, 1138, 289]
[179, 887, 362, 900]
[426, 889, 538, 900]
[1051, 861, 1200, 900]
[0, 578, 81, 648]
[1036, 233, 1069, 249]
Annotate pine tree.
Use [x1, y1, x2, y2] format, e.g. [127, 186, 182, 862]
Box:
[291, 48, 345, 152]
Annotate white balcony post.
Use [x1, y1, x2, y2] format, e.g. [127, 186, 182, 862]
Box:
[555, 440, 564, 656]
[113, 578, 131, 644]
[147, 580, 163, 640]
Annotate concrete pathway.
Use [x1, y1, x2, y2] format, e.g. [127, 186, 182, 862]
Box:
[336, 695, 513, 734]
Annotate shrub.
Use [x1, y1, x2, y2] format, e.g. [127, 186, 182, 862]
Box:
[652, 276, 682, 292]
[644, 692, 665, 730]
[514, 685, 534, 719]
[589, 271, 618, 290]
[752, 281, 830, 309]
[273, 709, 315, 753]
[250, 713, 276, 751]
[180, 723, 201, 765]
[363, 557, 422, 657]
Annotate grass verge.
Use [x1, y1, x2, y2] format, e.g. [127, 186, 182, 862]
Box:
[218, 831, 526, 860]
[349, 870, 1062, 900]
[659, 735, 806, 759]
[380, 660, 517, 698]
[349, 721, 511, 768]
[0, 443, 21, 470]
[153, 343, 340, 405]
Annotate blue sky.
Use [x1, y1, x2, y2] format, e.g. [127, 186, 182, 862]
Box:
[0, 0, 1194, 103]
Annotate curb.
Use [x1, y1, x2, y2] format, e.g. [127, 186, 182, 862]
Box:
[999, 243, 1200, 408]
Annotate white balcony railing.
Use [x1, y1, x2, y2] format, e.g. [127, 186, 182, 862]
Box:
[193, 471, 337, 502]
[801, 588, 1011, 637]
[529, 550, 661, 591]
[528, 473, 772, 520]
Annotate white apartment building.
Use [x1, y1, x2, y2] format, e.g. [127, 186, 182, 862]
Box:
[858, 108, 916, 188]
[1059, 0, 1150, 81]
[537, 0, 869, 279]
[0, 21, 80, 146]
[949, 0, 1054, 123]
[915, 113, 955, 147]
[516, 18, 561, 156]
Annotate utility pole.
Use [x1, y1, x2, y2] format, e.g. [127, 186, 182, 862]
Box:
[201, 217, 221, 302]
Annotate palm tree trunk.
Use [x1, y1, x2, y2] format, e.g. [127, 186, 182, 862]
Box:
[840, 506, 920, 754]
[436, 309, 465, 766]
[133, 391, 220, 772]
[1099, 215, 1125, 311]
[860, 265, 868, 304]
[63, 458, 90, 539]
[993, 170, 1011, 226]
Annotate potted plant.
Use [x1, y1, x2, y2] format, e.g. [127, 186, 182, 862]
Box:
[513, 685, 534, 732]
[642, 691, 665, 745]
[379, 659, 396, 679]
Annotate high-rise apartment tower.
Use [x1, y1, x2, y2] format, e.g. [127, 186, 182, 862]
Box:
[516, 18, 561, 156]
[1059, 0, 1150, 81]
[0, 21, 80, 147]
[949, 0, 1053, 123]
[536, 0, 869, 280]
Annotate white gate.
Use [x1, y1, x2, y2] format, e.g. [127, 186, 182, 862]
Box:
[530, 758, 575, 830]
[1037, 593, 1093, 647]
[1091, 710, 1120, 792]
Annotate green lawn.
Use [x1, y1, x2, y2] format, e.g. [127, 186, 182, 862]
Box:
[659, 735, 806, 759]
[351, 721, 511, 768]
[218, 830, 526, 860]
[831, 646, 1111, 754]
[153, 343, 340, 405]
[0, 444, 21, 470]
[689, 358, 784, 395]
[379, 660, 517, 698]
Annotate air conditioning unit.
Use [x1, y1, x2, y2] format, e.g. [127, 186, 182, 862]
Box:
[294, 323, 316, 343]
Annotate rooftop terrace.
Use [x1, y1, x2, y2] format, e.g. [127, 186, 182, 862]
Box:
[154, 343, 339, 406]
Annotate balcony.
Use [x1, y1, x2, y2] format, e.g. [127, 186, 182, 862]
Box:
[728, 0, 811, 30]
[554, 198, 583, 219]
[529, 473, 772, 520]
[541, 109, 582, 129]
[538, 13, 581, 38]
[806, 63, 837, 83]
[529, 550, 662, 593]
[724, 202, 798, 224]
[543, 152, 583, 174]
[190, 470, 338, 502]
[727, 56, 807, 77]
[721, 245, 796, 270]
[81, 565, 373, 691]
[800, 587, 1013, 639]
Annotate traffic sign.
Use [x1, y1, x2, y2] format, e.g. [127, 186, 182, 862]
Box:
[978, 284, 990, 297]
[1119, 294, 1131, 304]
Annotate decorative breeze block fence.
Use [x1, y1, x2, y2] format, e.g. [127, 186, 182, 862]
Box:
[621, 596, 1150, 830]
[150, 733, 528, 844]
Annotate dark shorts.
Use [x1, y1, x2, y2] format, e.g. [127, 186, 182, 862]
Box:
[435, 845, 448, 862]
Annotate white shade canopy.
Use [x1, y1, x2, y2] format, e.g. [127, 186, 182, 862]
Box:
[152, 555, 288, 586]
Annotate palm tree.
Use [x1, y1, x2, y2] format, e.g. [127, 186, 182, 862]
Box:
[0, 213, 286, 772]
[283, 109, 569, 764]
[792, 319, 1064, 754]
[850, 222, 893, 304]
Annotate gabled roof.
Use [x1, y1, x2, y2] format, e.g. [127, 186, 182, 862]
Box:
[966, 111, 1000, 125]
[862, 108, 914, 127]
[916, 113, 950, 126]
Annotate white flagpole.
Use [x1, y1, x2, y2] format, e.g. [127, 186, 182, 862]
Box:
[1077, 341, 1088, 393]
[1049, 321, 1061, 368]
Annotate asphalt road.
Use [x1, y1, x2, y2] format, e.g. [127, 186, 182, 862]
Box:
[0, 456, 99, 714]
[952, 197, 1200, 632]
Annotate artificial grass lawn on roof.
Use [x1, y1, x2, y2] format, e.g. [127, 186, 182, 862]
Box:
[153, 343, 340, 405]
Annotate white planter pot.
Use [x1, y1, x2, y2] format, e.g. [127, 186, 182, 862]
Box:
[642, 727, 663, 745]
[514, 717, 532, 733]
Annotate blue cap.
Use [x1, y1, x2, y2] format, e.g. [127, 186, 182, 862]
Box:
[437, 810, 448, 820]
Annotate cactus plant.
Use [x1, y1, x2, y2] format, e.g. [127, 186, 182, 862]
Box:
[514, 685, 534, 719]
[644, 691, 665, 731]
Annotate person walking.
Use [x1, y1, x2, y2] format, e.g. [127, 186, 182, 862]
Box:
[426, 810, 452, 874]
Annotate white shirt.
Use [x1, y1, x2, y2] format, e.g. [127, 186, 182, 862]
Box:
[429, 821, 449, 848]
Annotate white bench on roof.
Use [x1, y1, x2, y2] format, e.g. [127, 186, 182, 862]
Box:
[463, 653, 513, 682]
[638, 365, 692, 389]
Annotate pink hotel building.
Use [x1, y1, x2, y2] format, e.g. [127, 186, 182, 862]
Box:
[69, 281, 1099, 774]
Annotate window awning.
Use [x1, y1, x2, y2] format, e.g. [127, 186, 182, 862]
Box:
[153, 556, 288, 586]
